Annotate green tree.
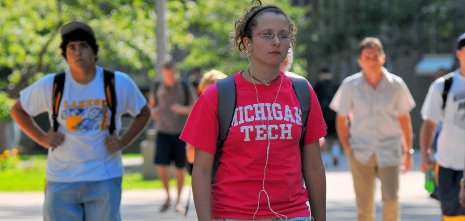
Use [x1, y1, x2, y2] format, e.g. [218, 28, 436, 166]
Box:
[166, 0, 306, 75]
[297, 0, 465, 80]
[1, 0, 156, 97]
[2, 0, 306, 97]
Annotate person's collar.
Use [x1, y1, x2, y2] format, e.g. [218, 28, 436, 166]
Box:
[358, 67, 390, 88]
[381, 67, 394, 83]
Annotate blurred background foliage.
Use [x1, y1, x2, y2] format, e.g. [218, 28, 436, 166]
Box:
[1, 0, 465, 151]
[2, 0, 465, 97]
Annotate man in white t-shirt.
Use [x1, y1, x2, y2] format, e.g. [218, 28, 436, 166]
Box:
[421, 32, 465, 220]
[10, 21, 150, 221]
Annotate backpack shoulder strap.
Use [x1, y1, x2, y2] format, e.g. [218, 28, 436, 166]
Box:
[52, 72, 66, 132]
[289, 77, 311, 149]
[442, 73, 453, 110]
[181, 80, 191, 105]
[213, 75, 236, 181]
[103, 69, 117, 134]
[152, 81, 161, 106]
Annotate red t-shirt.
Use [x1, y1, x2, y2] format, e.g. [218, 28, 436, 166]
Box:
[180, 71, 326, 219]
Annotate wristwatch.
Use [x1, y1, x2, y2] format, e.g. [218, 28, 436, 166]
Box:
[406, 148, 414, 155]
[460, 177, 465, 189]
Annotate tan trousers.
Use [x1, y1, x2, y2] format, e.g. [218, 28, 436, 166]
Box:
[348, 154, 399, 221]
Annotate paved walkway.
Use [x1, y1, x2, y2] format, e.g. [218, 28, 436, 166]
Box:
[0, 153, 442, 220]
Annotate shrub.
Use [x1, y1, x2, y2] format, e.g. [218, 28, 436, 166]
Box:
[0, 92, 12, 122]
[0, 148, 20, 172]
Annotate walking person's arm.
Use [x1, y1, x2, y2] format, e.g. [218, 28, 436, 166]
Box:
[192, 148, 214, 221]
[398, 113, 413, 173]
[335, 114, 351, 155]
[170, 103, 194, 115]
[10, 101, 64, 149]
[419, 119, 436, 173]
[302, 141, 327, 221]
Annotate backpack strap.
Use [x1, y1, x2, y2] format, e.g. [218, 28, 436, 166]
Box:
[52, 72, 66, 132]
[181, 80, 191, 106]
[213, 76, 236, 181]
[442, 73, 453, 111]
[289, 77, 311, 149]
[152, 81, 161, 106]
[103, 69, 117, 135]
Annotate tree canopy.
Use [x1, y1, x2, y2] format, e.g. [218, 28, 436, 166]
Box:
[2, 0, 464, 97]
[2, 0, 306, 97]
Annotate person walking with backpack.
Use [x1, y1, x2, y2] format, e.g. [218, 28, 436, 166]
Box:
[186, 69, 228, 175]
[149, 61, 197, 213]
[421, 33, 465, 220]
[10, 21, 150, 221]
[314, 68, 340, 167]
[330, 37, 415, 221]
[180, 1, 327, 220]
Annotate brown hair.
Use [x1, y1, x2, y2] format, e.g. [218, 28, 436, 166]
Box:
[233, 0, 297, 54]
[358, 37, 384, 56]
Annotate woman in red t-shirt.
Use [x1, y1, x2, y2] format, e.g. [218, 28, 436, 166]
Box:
[180, 1, 327, 220]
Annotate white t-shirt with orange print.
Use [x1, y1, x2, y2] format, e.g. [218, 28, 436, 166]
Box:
[19, 66, 147, 182]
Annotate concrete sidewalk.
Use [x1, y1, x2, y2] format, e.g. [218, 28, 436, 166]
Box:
[0, 152, 442, 220]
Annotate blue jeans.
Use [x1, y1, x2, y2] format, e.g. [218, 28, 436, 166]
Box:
[44, 177, 122, 221]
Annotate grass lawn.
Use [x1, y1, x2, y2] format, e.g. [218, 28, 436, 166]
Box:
[0, 154, 190, 192]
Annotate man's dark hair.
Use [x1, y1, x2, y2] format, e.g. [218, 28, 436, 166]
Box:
[457, 32, 465, 50]
[60, 29, 99, 61]
[162, 60, 176, 70]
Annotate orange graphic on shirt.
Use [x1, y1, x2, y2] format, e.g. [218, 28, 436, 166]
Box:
[66, 115, 82, 132]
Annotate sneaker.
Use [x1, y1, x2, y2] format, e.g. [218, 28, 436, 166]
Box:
[175, 203, 186, 214]
[159, 202, 170, 213]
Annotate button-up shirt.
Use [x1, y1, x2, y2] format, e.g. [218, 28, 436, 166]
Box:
[330, 68, 415, 167]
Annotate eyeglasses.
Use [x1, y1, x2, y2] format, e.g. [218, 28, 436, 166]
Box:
[254, 32, 290, 41]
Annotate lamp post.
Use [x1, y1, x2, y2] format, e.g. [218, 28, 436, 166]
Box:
[141, 0, 168, 180]
[155, 0, 167, 80]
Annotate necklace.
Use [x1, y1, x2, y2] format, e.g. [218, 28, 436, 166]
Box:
[247, 69, 280, 86]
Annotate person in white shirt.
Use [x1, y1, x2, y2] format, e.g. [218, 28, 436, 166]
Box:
[422, 32, 465, 220]
[10, 21, 150, 221]
[330, 37, 415, 221]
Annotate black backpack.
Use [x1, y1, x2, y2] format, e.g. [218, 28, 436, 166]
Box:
[52, 69, 117, 134]
[212, 76, 311, 181]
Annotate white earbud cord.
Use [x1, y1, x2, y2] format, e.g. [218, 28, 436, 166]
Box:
[247, 57, 287, 221]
